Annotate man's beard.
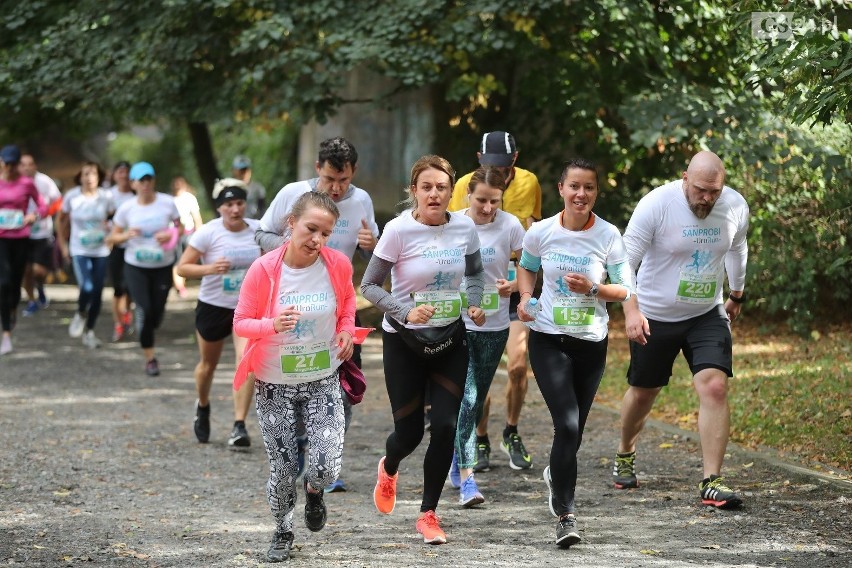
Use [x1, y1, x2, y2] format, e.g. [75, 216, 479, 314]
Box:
[689, 201, 714, 219]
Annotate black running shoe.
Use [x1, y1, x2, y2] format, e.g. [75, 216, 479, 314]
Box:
[473, 440, 491, 473]
[227, 422, 250, 449]
[267, 530, 294, 562]
[304, 480, 327, 532]
[613, 451, 639, 489]
[501, 432, 532, 470]
[699, 475, 743, 509]
[556, 514, 581, 548]
[145, 358, 160, 377]
[194, 401, 210, 443]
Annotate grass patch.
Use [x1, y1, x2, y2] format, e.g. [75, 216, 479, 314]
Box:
[596, 309, 852, 473]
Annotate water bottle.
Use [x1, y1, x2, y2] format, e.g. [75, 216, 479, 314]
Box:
[524, 297, 541, 327]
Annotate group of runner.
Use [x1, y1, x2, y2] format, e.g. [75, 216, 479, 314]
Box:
[0, 134, 749, 562]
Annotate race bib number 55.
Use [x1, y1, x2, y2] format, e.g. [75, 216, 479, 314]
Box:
[413, 290, 462, 327]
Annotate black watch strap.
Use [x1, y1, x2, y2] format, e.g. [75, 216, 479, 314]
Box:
[728, 293, 746, 304]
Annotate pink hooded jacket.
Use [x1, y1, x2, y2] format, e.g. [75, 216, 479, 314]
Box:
[232, 242, 356, 390]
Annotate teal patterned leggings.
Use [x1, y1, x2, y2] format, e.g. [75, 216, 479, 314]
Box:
[455, 329, 510, 468]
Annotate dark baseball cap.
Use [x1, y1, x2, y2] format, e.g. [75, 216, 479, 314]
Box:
[478, 131, 517, 167]
[0, 144, 21, 164]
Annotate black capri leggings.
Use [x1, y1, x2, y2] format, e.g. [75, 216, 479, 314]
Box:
[124, 263, 172, 349]
[528, 330, 608, 516]
[0, 238, 30, 332]
[381, 326, 467, 512]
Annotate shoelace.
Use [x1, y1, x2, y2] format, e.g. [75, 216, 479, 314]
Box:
[460, 476, 477, 492]
[703, 476, 732, 492]
[508, 434, 527, 455]
[558, 515, 577, 529]
[614, 455, 634, 475]
[419, 511, 441, 530]
[379, 475, 396, 497]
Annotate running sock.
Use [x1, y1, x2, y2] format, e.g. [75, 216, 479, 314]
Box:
[476, 434, 490, 444]
[503, 424, 518, 437]
[234, 420, 245, 427]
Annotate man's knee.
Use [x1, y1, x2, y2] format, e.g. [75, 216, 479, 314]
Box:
[694, 370, 728, 403]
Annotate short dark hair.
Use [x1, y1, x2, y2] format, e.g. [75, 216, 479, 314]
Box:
[318, 137, 358, 171]
[559, 158, 597, 183]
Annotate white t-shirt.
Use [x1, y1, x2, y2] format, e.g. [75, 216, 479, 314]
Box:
[189, 218, 261, 309]
[113, 193, 181, 269]
[174, 191, 201, 233]
[61, 187, 115, 258]
[259, 180, 380, 259]
[624, 180, 749, 322]
[523, 213, 631, 342]
[28, 172, 62, 240]
[373, 210, 481, 332]
[459, 209, 525, 332]
[253, 258, 341, 385]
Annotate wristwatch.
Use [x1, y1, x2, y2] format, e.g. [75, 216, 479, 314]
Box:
[728, 292, 746, 304]
[585, 283, 599, 297]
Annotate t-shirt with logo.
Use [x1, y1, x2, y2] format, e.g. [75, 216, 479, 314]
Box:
[623, 180, 749, 322]
[189, 218, 261, 309]
[459, 209, 525, 332]
[253, 258, 341, 385]
[113, 193, 181, 269]
[373, 210, 481, 333]
[522, 213, 632, 342]
[259, 179, 379, 259]
[61, 187, 115, 258]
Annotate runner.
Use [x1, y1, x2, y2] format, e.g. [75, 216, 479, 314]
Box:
[108, 162, 182, 376]
[0, 144, 46, 355]
[613, 150, 749, 509]
[171, 175, 203, 298]
[448, 130, 542, 472]
[516, 158, 634, 547]
[231, 155, 267, 218]
[449, 166, 525, 507]
[176, 178, 261, 448]
[107, 161, 135, 341]
[257, 136, 379, 491]
[57, 162, 115, 348]
[361, 155, 486, 544]
[19, 153, 62, 317]
[233, 191, 356, 562]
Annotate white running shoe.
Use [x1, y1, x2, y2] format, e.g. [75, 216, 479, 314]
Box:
[68, 313, 85, 338]
[82, 329, 102, 349]
[0, 335, 12, 356]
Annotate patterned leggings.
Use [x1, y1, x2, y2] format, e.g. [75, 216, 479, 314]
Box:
[255, 373, 345, 533]
[455, 329, 510, 468]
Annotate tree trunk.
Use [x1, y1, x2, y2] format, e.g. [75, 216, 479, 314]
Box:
[187, 121, 220, 202]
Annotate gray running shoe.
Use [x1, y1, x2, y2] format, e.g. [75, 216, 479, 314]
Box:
[556, 514, 581, 548]
[613, 451, 638, 489]
[699, 475, 743, 509]
[501, 432, 532, 470]
[267, 530, 293, 562]
[473, 440, 491, 473]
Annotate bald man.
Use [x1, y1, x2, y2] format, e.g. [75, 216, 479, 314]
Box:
[612, 151, 749, 508]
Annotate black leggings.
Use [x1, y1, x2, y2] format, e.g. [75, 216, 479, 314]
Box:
[124, 263, 172, 349]
[528, 330, 607, 515]
[0, 238, 30, 332]
[381, 327, 467, 512]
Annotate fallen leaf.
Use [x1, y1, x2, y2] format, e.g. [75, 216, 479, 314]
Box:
[659, 443, 673, 449]
[640, 549, 662, 555]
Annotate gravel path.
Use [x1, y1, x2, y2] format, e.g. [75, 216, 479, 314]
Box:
[1, 287, 849, 567]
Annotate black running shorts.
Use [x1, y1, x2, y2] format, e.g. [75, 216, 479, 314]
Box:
[195, 300, 235, 342]
[627, 304, 733, 388]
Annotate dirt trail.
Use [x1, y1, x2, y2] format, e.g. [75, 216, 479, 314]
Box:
[0, 287, 849, 567]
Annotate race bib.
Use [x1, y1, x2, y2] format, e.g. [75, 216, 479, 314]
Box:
[413, 290, 462, 327]
[0, 209, 25, 230]
[552, 295, 597, 333]
[135, 246, 164, 264]
[80, 229, 106, 248]
[676, 271, 717, 304]
[279, 341, 332, 382]
[222, 268, 247, 295]
[461, 286, 500, 316]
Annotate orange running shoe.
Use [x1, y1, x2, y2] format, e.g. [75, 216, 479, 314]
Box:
[373, 456, 398, 514]
[415, 510, 447, 544]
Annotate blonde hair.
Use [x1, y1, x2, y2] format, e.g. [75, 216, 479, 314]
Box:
[287, 191, 340, 224]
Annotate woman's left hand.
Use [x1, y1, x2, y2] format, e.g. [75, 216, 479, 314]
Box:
[563, 272, 595, 295]
[467, 306, 486, 327]
[335, 331, 354, 360]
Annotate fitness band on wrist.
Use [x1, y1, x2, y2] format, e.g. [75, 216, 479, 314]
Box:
[728, 292, 746, 304]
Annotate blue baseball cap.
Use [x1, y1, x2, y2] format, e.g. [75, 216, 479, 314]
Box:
[0, 144, 21, 164]
[129, 161, 156, 180]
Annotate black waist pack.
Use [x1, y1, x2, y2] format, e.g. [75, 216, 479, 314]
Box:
[386, 315, 463, 358]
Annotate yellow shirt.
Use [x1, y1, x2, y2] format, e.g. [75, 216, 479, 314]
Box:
[449, 167, 542, 229]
